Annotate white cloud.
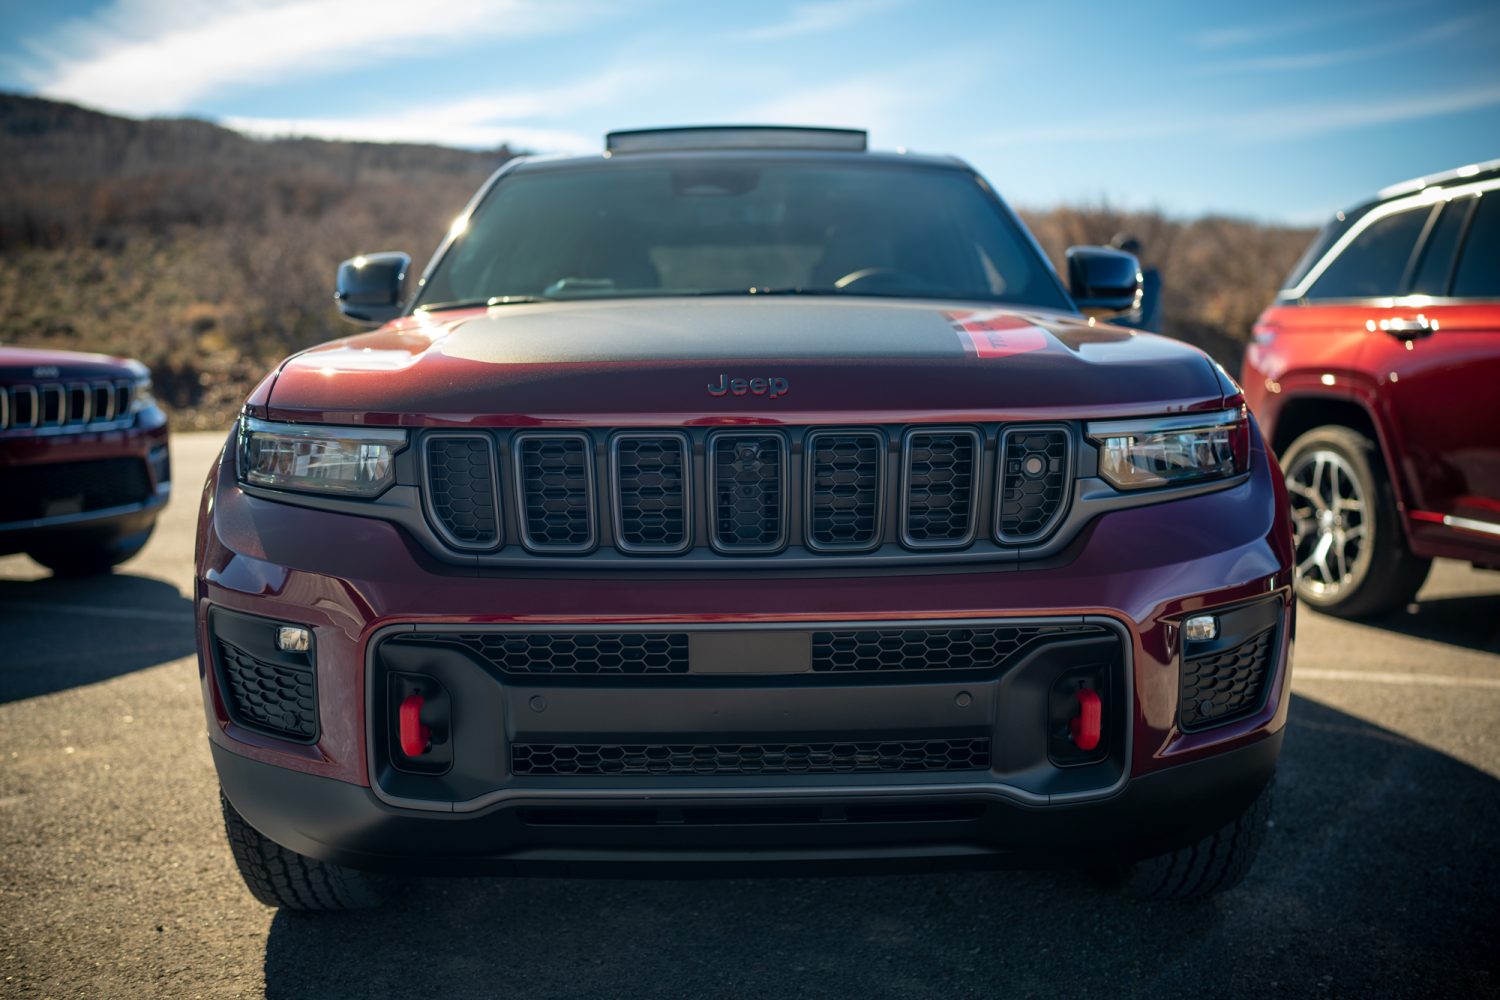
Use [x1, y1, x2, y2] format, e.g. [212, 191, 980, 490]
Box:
[21, 0, 607, 116]
[1201, 13, 1490, 73]
[985, 81, 1500, 147]
[739, 0, 902, 42]
[221, 66, 661, 152]
[1190, 0, 1411, 49]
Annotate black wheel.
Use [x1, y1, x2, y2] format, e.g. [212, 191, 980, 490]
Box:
[1109, 779, 1274, 901]
[221, 793, 384, 911]
[28, 525, 154, 577]
[1281, 426, 1429, 618]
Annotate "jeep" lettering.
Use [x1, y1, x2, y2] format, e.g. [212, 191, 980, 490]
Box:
[707, 374, 789, 399]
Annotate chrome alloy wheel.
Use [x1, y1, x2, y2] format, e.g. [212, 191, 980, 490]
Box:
[1286, 449, 1368, 599]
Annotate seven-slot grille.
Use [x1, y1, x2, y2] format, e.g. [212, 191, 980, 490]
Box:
[710, 432, 786, 552]
[807, 431, 883, 550]
[996, 427, 1071, 543]
[0, 379, 135, 434]
[902, 429, 980, 546]
[516, 433, 595, 551]
[424, 436, 500, 549]
[613, 434, 690, 552]
[419, 425, 1075, 558]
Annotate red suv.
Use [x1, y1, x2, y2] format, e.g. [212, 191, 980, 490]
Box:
[1244, 159, 1500, 617]
[1, 346, 170, 574]
[197, 127, 1294, 909]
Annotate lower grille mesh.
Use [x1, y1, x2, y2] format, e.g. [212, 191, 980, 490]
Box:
[216, 639, 316, 741]
[0, 457, 152, 524]
[408, 631, 689, 674]
[1180, 627, 1276, 731]
[512, 739, 991, 775]
[813, 624, 1107, 672]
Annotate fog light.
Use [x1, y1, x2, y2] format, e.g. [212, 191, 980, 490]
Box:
[276, 626, 311, 652]
[1184, 615, 1218, 642]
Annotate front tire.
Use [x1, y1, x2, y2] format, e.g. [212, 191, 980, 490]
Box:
[1281, 426, 1429, 618]
[1109, 779, 1274, 901]
[221, 793, 384, 911]
[28, 524, 154, 577]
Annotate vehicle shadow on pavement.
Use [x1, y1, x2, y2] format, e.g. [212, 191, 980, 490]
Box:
[1360, 592, 1500, 654]
[0, 574, 194, 702]
[260, 696, 1500, 1000]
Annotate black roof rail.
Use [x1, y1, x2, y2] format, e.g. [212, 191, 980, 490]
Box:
[605, 125, 868, 154]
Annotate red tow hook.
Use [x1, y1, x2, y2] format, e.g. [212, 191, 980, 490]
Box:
[1070, 688, 1102, 751]
[398, 693, 431, 757]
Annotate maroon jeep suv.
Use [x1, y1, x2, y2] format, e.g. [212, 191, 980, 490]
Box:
[1, 346, 170, 574]
[1245, 159, 1500, 617]
[196, 127, 1294, 910]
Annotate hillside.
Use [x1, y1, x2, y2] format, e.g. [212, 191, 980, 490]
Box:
[0, 95, 1314, 428]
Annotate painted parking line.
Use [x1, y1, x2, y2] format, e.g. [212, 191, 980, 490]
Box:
[1296, 668, 1500, 690]
[0, 600, 192, 624]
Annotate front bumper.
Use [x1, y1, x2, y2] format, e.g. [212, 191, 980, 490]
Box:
[198, 433, 1295, 872]
[0, 412, 170, 553]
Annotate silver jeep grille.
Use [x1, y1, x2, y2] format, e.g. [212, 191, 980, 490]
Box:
[0, 379, 135, 434]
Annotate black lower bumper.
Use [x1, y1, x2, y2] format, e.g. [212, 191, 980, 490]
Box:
[214, 729, 1282, 877]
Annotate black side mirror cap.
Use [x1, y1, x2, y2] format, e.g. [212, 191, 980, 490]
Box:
[1066, 246, 1143, 318]
[335, 252, 411, 325]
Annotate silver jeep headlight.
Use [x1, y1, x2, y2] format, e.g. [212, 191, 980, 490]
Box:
[237, 417, 406, 497]
[1086, 407, 1249, 491]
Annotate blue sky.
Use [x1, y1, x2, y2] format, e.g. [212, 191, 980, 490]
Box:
[2, 0, 1498, 222]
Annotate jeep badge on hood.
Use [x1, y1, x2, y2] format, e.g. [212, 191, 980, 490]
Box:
[707, 374, 790, 399]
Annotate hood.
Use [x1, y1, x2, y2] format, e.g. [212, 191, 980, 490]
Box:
[264, 298, 1228, 425]
[0, 345, 144, 381]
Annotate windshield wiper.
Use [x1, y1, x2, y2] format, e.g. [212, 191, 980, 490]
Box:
[416, 295, 547, 313]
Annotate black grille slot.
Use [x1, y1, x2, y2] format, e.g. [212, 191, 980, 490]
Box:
[0, 457, 152, 524]
[424, 436, 499, 549]
[216, 639, 317, 741]
[401, 631, 690, 674]
[808, 431, 882, 550]
[997, 427, 1070, 543]
[614, 434, 689, 551]
[903, 430, 979, 546]
[710, 432, 786, 552]
[813, 623, 1107, 672]
[516, 434, 594, 550]
[1180, 627, 1276, 731]
[512, 739, 991, 776]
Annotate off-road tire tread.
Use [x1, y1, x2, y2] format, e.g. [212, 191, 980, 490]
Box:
[1121, 780, 1273, 901]
[220, 793, 383, 911]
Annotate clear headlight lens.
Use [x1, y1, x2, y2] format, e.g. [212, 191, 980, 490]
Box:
[130, 376, 157, 414]
[1087, 408, 1249, 490]
[237, 417, 406, 497]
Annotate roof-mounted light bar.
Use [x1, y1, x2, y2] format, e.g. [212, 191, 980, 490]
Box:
[605, 125, 868, 154]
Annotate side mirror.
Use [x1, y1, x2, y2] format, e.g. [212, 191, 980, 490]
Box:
[1066, 246, 1143, 319]
[335, 251, 411, 325]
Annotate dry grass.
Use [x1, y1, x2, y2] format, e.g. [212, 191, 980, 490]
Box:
[1, 94, 1315, 428]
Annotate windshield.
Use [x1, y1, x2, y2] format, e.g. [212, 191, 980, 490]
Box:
[415, 158, 1071, 311]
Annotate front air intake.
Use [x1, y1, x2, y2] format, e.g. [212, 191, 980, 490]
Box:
[515, 432, 596, 552]
[708, 431, 787, 553]
[423, 434, 501, 550]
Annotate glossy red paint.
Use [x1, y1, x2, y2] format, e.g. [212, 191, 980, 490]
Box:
[259, 300, 1230, 427]
[196, 423, 1294, 789]
[1245, 299, 1500, 564]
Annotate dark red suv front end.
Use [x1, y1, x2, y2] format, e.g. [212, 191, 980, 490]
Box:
[1, 346, 170, 574]
[196, 128, 1294, 909]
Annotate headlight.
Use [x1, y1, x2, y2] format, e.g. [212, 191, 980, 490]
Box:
[1086, 408, 1249, 490]
[237, 417, 406, 497]
[130, 376, 157, 414]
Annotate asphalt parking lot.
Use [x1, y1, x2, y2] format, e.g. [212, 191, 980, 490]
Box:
[2, 432, 1497, 999]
